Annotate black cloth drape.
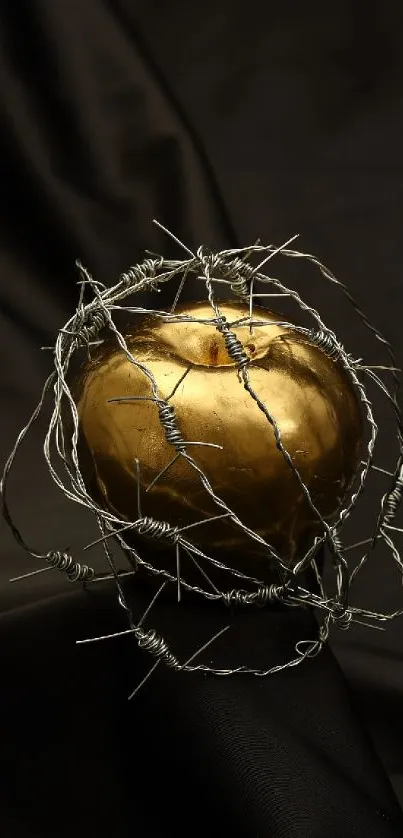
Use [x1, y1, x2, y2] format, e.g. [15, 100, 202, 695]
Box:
[1, 2, 403, 835]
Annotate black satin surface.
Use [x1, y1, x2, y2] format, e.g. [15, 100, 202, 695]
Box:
[1, 3, 403, 835]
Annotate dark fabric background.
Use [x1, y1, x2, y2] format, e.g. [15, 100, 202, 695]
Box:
[1, 2, 403, 835]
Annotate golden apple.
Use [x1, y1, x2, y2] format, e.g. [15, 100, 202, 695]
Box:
[74, 301, 363, 577]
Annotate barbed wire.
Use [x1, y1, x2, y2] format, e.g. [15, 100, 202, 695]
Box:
[2, 220, 403, 692]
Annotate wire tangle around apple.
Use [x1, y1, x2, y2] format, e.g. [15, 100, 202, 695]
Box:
[2, 219, 403, 691]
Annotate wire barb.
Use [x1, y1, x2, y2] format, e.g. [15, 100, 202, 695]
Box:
[2, 220, 403, 684]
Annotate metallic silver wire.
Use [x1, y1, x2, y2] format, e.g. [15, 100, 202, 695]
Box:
[2, 221, 403, 683]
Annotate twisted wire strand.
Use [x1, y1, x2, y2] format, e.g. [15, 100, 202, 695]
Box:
[223, 585, 286, 607]
[135, 516, 180, 541]
[221, 254, 257, 298]
[45, 551, 95, 582]
[307, 330, 343, 361]
[382, 467, 403, 526]
[135, 628, 179, 668]
[2, 230, 403, 681]
[120, 257, 164, 289]
[199, 252, 353, 615]
[248, 273, 380, 581]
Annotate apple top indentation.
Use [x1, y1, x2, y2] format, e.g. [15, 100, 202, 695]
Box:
[126, 301, 289, 368]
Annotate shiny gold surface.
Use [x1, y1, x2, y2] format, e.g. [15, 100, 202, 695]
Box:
[75, 301, 363, 572]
